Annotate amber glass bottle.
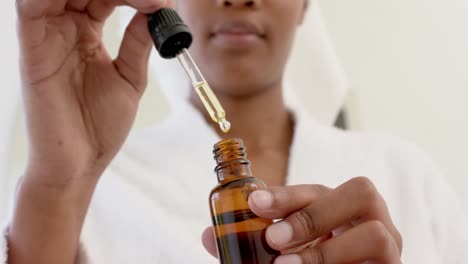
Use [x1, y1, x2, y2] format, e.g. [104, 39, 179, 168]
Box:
[209, 138, 279, 264]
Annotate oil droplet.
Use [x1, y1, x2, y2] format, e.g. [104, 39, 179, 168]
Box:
[219, 119, 231, 133]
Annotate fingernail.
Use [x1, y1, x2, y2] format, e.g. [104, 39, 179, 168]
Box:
[275, 254, 302, 264]
[251, 190, 273, 209]
[267, 221, 293, 247]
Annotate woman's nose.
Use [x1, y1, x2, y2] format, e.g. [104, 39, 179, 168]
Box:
[216, 0, 261, 8]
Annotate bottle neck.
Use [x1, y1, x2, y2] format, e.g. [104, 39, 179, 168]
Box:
[213, 138, 253, 184]
[216, 162, 252, 183]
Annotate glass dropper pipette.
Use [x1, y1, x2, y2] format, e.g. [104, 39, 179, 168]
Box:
[148, 9, 231, 133]
[176, 49, 231, 132]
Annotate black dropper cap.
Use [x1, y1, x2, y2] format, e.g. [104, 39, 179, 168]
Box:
[148, 8, 193, 59]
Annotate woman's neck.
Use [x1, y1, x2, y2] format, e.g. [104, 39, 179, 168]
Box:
[189, 84, 294, 155]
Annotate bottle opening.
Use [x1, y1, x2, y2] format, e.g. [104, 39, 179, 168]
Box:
[213, 138, 251, 177]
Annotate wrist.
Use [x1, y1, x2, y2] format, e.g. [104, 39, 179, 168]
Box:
[23, 159, 105, 193]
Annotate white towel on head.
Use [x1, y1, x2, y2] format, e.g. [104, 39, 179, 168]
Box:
[284, 1, 349, 125]
[118, 1, 348, 125]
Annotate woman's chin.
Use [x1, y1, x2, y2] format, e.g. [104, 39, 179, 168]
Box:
[209, 81, 275, 99]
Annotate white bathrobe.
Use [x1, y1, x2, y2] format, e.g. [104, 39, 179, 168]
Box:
[2, 100, 467, 264]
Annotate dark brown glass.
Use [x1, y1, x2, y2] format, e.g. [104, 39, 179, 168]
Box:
[209, 138, 279, 264]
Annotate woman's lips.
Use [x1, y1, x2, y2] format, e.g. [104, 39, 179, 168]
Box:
[212, 32, 262, 49]
[211, 21, 265, 50]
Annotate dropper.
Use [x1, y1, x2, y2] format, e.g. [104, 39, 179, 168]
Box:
[148, 9, 231, 133]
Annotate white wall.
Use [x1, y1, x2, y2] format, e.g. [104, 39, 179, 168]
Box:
[0, 1, 21, 220]
[320, 0, 468, 213]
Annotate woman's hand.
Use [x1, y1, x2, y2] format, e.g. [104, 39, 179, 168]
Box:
[202, 177, 402, 263]
[9, 1, 171, 263]
[18, 0, 172, 186]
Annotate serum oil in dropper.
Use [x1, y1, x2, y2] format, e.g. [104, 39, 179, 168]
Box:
[147, 8, 231, 133]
